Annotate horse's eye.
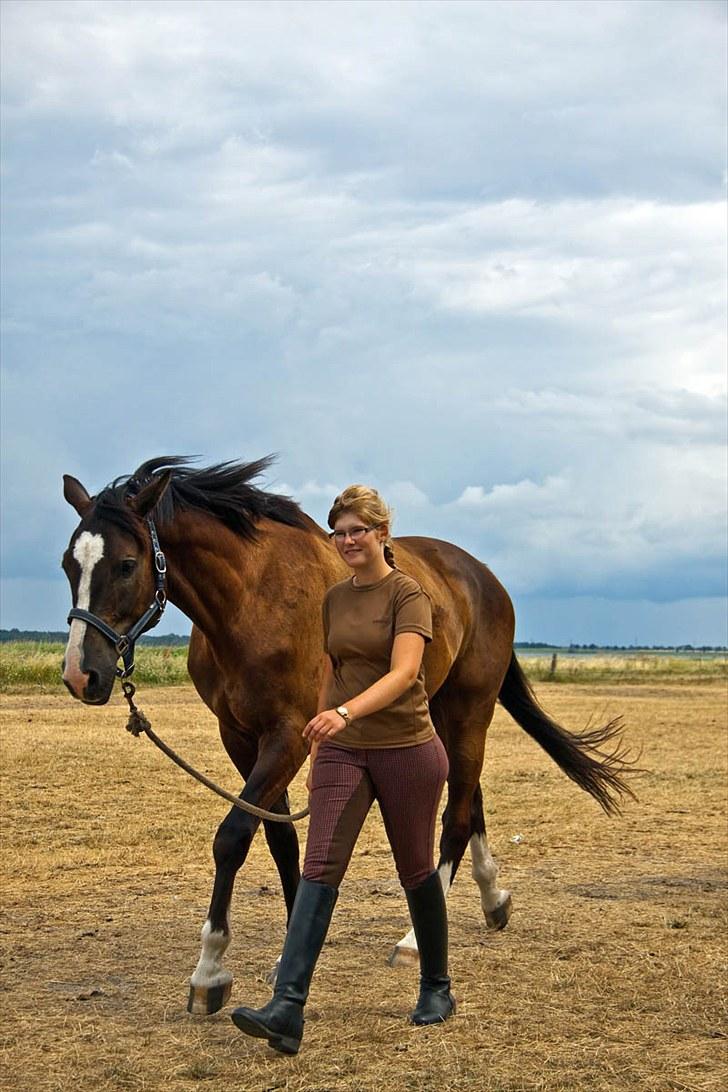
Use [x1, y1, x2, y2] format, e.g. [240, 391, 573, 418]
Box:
[120, 559, 137, 578]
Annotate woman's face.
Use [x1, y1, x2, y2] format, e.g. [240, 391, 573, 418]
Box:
[332, 511, 386, 571]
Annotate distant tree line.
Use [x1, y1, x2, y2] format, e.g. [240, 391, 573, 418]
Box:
[1, 630, 725, 652]
[0, 629, 190, 646]
[514, 641, 727, 652]
[565, 642, 727, 652]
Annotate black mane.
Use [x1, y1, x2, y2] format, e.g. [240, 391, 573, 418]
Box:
[92, 456, 313, 542]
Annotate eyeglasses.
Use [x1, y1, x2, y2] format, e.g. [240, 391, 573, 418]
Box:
[329, 526, 378, 544]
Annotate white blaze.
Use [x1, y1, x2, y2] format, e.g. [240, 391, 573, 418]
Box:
[63, 531, 105, 689]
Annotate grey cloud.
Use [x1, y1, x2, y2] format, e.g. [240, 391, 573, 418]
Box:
[2, 1, 725, 202]
[1, 0, 726, 641]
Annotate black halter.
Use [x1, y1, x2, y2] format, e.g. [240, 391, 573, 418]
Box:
[67, 518, 168, 678]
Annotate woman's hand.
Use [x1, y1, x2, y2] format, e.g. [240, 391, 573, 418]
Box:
[303, 708, 346, 743]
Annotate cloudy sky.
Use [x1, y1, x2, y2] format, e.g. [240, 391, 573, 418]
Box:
[1, 0, 726, 645]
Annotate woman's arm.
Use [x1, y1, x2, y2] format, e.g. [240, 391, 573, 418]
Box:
[303, 632, 426, 744]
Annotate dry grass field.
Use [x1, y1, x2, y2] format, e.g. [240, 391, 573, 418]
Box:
[1, 679, 726, 1092]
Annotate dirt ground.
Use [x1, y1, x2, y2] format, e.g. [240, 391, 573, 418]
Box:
[1, 681, 726, 1092]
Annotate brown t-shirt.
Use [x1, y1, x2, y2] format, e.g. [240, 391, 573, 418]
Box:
[322, 568, 435, 749]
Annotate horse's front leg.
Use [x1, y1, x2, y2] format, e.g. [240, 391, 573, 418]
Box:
[188, 803, 259, 1014]
[188, 723, 305, 1015]
[262, 790, 301, 984]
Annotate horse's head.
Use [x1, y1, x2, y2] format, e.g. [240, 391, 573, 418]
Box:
[61, 471, 171, 704]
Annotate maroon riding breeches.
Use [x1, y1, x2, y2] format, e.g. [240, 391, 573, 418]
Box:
[303, 735, 449, 891]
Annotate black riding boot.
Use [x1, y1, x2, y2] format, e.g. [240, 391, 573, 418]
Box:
[405, 870, 456, 1026]
[231, 877, 338, 1054]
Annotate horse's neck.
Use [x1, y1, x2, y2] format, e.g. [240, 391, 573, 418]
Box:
[157, 510, 340, 641]
[155, 511, 251, 633]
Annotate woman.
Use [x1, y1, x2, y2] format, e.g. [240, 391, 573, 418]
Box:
[231, 485, 454, 1054]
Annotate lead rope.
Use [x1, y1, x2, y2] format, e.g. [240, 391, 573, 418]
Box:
[121, 679, 310, 824]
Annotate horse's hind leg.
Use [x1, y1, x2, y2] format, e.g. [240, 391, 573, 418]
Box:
[469, 783, 512, 930]
[388, 781, 511, 964]
[388, 766, 475, 967]
[389, 693, 510, 965]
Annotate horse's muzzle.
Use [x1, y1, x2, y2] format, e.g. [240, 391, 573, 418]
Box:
[62, 663, 114, 705]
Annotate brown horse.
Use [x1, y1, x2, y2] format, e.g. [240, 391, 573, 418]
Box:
[61, 457, 634, 1014]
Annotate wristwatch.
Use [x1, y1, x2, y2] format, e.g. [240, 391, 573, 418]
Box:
[336, 705, 351, 726]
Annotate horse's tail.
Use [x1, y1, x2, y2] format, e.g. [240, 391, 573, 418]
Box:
[498, 651, 637, 816]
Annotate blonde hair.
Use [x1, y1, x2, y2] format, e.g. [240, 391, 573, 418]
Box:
[328, 484, 396, 568]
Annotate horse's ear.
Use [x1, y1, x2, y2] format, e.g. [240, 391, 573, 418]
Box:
[63, 474, 92, 516]
[128, 471, 172, 518]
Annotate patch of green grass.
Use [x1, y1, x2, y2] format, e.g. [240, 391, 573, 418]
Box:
[0, 641, 190, 690]
[1, 643, 725, 692]
[524, 653, 727, 684]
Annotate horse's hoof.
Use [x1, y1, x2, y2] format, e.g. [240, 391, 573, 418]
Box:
[187, 980, 232, 1015]
[387, 944, 419, 968]
[485, 892, 513, 931]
